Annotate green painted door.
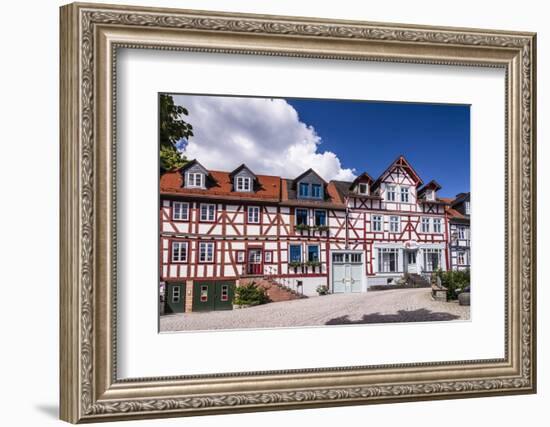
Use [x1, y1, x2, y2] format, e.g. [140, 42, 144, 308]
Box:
[193, 281, 215, 312]
[165, 283, 185, 314]
[214, 281, 234, 311]
[193, 281, 235, 311]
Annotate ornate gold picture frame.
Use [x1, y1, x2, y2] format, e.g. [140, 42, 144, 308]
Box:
[60, 2, 536, 423]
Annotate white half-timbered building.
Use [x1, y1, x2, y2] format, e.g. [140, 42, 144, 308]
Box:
[160, 156, 458, 313]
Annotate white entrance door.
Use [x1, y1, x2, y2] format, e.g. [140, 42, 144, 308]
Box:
[406, 250, 418, 274]
[332, 253, 363, 293]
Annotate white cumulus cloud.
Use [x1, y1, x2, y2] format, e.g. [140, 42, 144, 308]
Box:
[172, 95, 356, 181]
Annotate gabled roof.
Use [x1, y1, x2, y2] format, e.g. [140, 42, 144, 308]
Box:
[417, 179, 442, 197]
[452, 192, 470, 208]
[372, 155, 423, 190]
[332, 180, 382, 200]
[292, 168, 327, 186]
[229, 163, 257, 180]
[350, 172, 374, 188]
[179, 159, 208, 174]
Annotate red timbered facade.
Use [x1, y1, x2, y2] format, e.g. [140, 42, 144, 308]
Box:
[160, 156, 456, 312]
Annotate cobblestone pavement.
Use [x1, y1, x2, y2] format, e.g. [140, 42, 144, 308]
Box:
[160, 288, 470, 332]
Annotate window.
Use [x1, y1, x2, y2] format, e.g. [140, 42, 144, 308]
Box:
[200, 285, 208, 302]
[307, 245, 320, 262]
[423, 249, 442, 271]
[389, 216, 400, 233]
[264, 251, 272, 263]
[357, 183, 369, 195]
[299, 182, 309, 197]
[236, 251, 245, 263]
[386, 185, 396, 201]
[199, 242, 214, 263]
[186, 172, 204, 188]
[220, 284, 229, 301]
[371, 215, 382, 232]
[465, 201, 471, 215]
[457, 226, 466, 239]
[314, 209, 327, 226]
[433, 218, 442, 233]
[421, 217, 430, 233]
[172, 201, 189, 220]
[457, 251, 466, 265]
[296, 208, 309, 226]
[378, 248, 399, 273]
[400, 187, 409, 203]
[171, 241, 188, 263]
[289, 245, 302, 262]
[426, 190, 435, 201]
[350, 253, 362, 263]
[172, 286, 180, 303]
[247, 206, 260, 223]
[332, 253, 344, 263]
[200, 203, 215, 222]
[236, 176, 252, 192]
[311, 184, 322, 199]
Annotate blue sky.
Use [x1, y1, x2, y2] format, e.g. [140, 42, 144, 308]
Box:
[287, 99, 470, 198]
[172, 94, 470, 198]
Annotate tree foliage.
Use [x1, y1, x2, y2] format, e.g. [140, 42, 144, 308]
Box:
[159, 94, 193, 172]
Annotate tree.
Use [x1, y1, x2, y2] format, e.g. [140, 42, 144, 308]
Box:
[159, 94, 194, 171]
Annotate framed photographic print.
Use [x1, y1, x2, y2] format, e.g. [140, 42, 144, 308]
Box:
[60, 2, 537, 423]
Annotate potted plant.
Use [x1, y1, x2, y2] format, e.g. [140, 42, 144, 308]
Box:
[294, 223, 310, 232]
[314, 225, 329, 233]
[316, 285, 329, 296]
[288, 261, 302, 272]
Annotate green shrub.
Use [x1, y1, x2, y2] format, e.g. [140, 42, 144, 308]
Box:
[233, 282, 270, 306]
[434, 268, 470, 300]
[316, 285, 329, 295]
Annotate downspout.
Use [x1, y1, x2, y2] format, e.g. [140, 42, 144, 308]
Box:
[345, 196, 349, 250]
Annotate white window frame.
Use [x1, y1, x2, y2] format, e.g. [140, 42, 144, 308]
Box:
[236, 176, 252, 192]
[386, 185, 396, 202]
[264, 251, 272, 263]
[236, 251, 245, 263]
[465, 201, 471, 215]
[371, 215, 382, 232]
[389, 216, 400, 233]
[433, 218, 442, 233]
[400, 186, 409, 203]
[295, 208, 309, 226]
[357, 182, 369, 195]
[457, 226, 466, 239]
[378, 248, 399, 273]
[200, 203, 216, 222]
[426, 189, 435, 201]
[421, 217, 430, 233]
[457, 251, 466, 265]
[171, 241, 188, 263]
[314, 209, 327, 226]
[423, 249, 442, 271]
[307, 244, 320, 262]
[198, 242, 214, 263]
[247, 206, 260, 224]
[172, 201, 189, 221]
[172, 286, 180, 303]
[186, 172, 204, 188]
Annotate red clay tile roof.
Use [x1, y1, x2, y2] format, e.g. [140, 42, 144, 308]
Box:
[446, 207, 466, 220]
[160, 170, 281, 202]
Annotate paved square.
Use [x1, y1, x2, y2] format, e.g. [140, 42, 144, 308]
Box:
[160, 288, 470, 332]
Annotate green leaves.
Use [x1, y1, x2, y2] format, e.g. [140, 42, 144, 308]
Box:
[159, 94, 194, 172]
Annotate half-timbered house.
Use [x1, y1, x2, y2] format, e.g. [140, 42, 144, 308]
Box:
[159, 156, 454, 313]
[445, 192, 471, 271]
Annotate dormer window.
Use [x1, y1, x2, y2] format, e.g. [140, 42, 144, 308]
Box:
[299, 182, 309, 197]
[357, 183, 369, 195]
[311, 184, 322, 199]
[236, 176, 252, 192]
[465, 201, 470, 215]
[186, 172, 205, 188]
[426, 190, 435, 201]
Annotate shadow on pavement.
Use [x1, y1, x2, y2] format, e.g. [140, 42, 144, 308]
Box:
[325, 308, 460, 325]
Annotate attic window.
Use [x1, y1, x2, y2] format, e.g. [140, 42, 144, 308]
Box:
[426, 189, 435, 201]
[186, 172, 205, 188]
[236, 176, 252, 192]
[357, 183, 369, 195]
